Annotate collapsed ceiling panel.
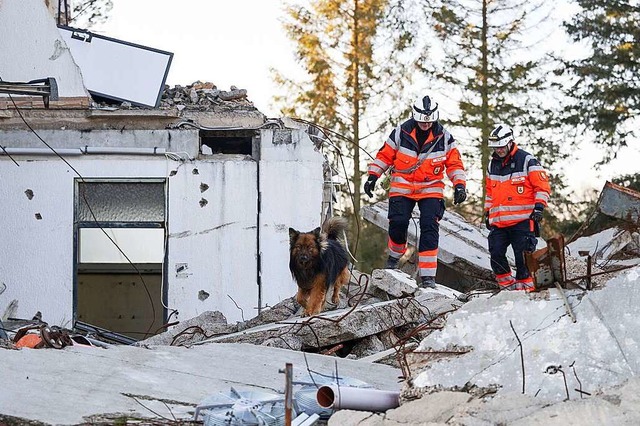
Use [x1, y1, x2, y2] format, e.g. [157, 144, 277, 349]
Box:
[58, 25, 173, 107]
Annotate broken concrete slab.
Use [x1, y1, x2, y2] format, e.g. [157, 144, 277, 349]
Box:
[136, 311, 237, 346]
[568, 227, 635, 267]
[199, 292, 461, 350]
[0, 342, 401, 425]
[408, 266, 640, 403]
[362, 201, 502, 290]
[370, 269, 418, 298]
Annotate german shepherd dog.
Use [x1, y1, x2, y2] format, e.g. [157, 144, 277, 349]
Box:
[289, 217, 350, 317]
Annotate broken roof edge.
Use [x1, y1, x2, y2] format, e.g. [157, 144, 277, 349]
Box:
[0, 102, 268, 131]
[0, 80, 269, 131]
[567, 181, 640, 244]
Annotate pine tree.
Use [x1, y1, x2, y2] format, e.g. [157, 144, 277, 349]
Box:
[563, 0, 640, 161]
[273, 0, 425, 263]
[422, 0, 567, 218]
[67, 0, 113, 27]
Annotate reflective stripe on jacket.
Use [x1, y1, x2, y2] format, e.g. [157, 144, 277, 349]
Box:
[485, 143, 551, 228]
[367, 119, 466, 200]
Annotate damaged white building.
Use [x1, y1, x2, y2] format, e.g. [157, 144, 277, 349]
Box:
[0, 0, 326, 339]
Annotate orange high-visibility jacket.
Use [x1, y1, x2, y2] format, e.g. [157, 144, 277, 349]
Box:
[485, 143, 551, 228]
[367, 120, 466, 200]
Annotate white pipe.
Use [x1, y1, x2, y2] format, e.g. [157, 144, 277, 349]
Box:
[82, 146, 166, 155]
[316, 385, 400, 412]
[0, 147, 83, 155]
[0, 147, 167, 156]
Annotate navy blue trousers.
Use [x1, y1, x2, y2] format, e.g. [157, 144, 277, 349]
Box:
[388, 197, 444, 251]
[488, 220, 538, 280]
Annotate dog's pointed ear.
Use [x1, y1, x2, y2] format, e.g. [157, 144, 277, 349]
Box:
[289, 228, 299, 246]
[312, 227, 321, 237]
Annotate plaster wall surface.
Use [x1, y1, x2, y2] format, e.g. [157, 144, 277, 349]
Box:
[0, 127, 325, 328]
[0, 129, 197, 154]
[258, 129, 324, 308]
[0, 0, 88, 98]
[166, 158, 259, 324]
[0, 154, 258, 325]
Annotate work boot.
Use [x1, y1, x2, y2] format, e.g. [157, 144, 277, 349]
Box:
[384, 256, 399, 269]
[420, 276, 436, 289]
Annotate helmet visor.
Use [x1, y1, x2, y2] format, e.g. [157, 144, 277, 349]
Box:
[413, 108, 439, 123]
[488, 130, 513, 148]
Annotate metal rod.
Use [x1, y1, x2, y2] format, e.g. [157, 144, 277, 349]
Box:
[284, 363, 293, 426]
[555, 282, 576, 323]
[586, 255, 592, 290]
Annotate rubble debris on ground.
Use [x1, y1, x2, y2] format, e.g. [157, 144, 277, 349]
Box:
[4, 183, 640, 425]
[324, 264, 640, 425]
[136, 310, 238, 347]
[192, 269, 462, 364]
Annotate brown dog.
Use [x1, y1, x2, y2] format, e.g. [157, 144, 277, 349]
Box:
[289, 217, 350, 316]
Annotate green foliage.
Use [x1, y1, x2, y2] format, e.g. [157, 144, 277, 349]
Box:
[348, 219, 388, 273]
[563, 0, 640, 161]
[612, 172, 640, 192]
[274, 0, 426, 265]
[420, 0, 570, 223]
[72, 0, 113, 27]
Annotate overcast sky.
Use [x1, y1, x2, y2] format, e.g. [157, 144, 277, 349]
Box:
[91, 0, 296, 117]
[91, 0, 638, 195]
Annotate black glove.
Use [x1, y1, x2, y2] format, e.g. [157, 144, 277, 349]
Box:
[530, 203, 544, 223]
[364, 175, 378, 198]
[453, 184, 467, 205]
[484, 213, 491, 229]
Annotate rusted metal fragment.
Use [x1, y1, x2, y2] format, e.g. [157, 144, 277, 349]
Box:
[525, 235, 566, 290]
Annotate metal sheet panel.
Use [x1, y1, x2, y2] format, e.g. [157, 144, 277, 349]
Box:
[58, 25, 173, 107]
[598, 181, 640, 225]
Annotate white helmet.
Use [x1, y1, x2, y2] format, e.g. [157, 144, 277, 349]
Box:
[488, 124, 515, 148]
[412, 95, 439, 123]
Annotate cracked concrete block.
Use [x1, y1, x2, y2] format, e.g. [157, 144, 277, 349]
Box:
[350, 334, 387, 359]
[370, 269, 418, 298]
[386, 391, 473, 424]
[328, 409, 384, 425]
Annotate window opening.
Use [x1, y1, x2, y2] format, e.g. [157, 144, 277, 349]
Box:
[75, 180, 166, 341]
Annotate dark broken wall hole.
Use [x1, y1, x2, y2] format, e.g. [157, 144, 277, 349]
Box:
[200, 130, 254, 155]
[304, 340, 358, 358]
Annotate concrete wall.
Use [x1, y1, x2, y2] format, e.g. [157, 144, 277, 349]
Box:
[0, 127, 324, 327]
[258, 129, 324, 308]
[0, 0, 88, 98]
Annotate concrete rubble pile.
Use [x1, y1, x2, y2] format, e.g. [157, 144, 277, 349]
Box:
[91, 80, 257, 113]
[137, 268, 464, 367]
[159, 81, 256, 111]
[3, 183, 640, 425]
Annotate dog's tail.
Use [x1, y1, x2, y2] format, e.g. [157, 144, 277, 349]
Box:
[323, 216, 348, 240]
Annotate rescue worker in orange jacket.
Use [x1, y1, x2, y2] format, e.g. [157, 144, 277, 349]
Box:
[364, 95, 467, 288]
[484, 124, 551, 291]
